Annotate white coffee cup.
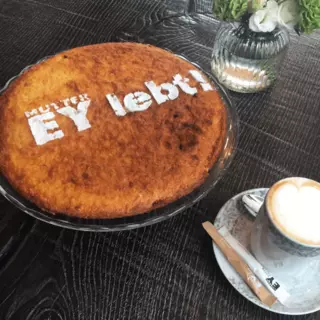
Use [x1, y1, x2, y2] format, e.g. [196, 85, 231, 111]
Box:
[251, 177, 320, 286]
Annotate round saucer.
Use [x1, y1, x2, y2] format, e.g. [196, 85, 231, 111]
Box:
[213, 188, 320, 315]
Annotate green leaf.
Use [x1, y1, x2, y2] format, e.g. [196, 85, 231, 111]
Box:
[298, 0, 320, 33]
[213, 0, 248, 21]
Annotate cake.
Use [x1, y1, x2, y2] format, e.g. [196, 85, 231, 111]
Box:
[0, 42, 227, 218]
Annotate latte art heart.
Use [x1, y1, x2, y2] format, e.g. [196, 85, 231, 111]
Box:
[268, 178, 320, 245]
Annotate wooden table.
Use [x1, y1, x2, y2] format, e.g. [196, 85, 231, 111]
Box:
[1, 0, 320, 319]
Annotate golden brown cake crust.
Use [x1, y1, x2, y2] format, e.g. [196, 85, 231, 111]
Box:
[0, 42, 227, 218]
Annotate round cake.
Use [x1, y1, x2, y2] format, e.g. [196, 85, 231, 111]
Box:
[0, 42, 227, 218]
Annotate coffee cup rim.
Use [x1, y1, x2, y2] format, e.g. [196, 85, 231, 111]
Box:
[265, 177, 320, 248]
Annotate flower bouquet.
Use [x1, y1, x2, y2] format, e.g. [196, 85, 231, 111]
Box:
[211, 1, 320, 93]
[213, 0, 320, 34]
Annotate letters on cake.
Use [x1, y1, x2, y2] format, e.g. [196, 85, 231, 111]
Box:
[25, 94, 91, 145]
[25, 70, 214, 145]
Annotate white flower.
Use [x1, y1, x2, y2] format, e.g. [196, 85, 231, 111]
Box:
[249, 0, 300, 32]
[278, 0, 300, 29]
[249, 0, 279, 32]
[266, 0, 279, 20]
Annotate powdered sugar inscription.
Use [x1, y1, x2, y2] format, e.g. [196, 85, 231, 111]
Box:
[25, 94, 91, 145]
[25, 70, 215, 146]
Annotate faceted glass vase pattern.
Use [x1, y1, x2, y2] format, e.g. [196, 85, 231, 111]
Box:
[211, 22, 290, 93]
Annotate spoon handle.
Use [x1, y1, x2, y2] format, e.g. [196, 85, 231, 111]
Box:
[242, 194, 264, 217]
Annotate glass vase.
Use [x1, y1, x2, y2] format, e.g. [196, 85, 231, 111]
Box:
[211, 22, 290, 93]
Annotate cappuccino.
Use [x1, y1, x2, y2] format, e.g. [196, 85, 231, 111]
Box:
[267, 177, 320, 246]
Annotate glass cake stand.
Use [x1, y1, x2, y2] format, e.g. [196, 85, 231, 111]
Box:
[0, 53, 239, 232]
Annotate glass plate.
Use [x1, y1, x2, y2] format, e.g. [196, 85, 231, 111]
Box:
[0, 51, 239, 232]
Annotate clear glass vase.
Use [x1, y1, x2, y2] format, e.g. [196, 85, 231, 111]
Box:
[211, 22, 290, 93]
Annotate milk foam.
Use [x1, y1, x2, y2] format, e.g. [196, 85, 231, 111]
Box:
[269, 178, 320, 245]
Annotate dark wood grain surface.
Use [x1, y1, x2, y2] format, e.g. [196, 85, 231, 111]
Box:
[1, 0, 320, 319]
